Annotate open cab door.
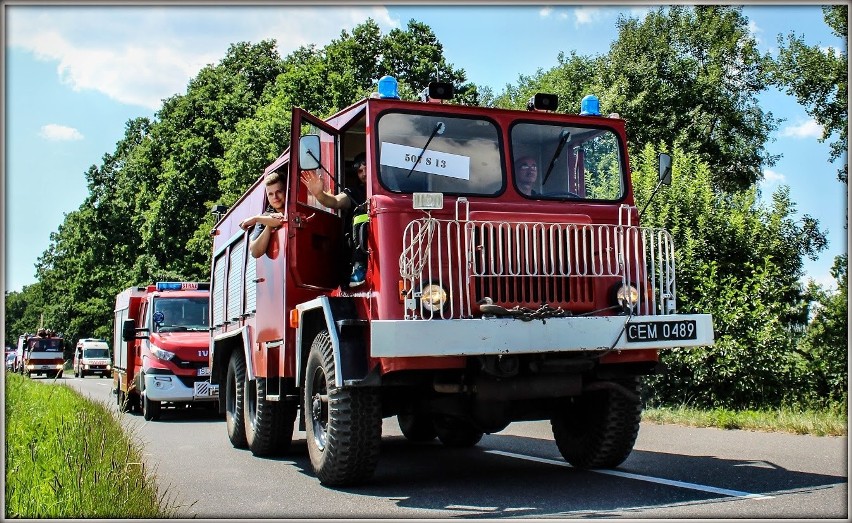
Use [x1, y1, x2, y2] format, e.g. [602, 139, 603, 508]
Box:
[288, 108, 344, 290]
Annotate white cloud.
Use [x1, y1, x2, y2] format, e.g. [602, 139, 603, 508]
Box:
[780, 119, 824, 139]
[762, 168, 786, 185]
[39, 124, 84, 141]
[539, 7, 553, 18]
[574, 8, 602, 26]
[7, 6, 395, 111]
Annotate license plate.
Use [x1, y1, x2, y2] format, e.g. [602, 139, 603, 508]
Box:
[626, 320, 697, 342]
[197, 366, 210, 376]
[193, 381, 219, 397]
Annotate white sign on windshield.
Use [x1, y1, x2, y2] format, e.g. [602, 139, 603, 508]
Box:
[381, 142, 470, 180]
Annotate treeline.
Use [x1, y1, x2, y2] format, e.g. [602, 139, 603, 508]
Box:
[4, 7, 847, 410]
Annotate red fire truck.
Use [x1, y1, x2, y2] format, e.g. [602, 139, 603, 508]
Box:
[208, 77, 714, 485]
[113, 282, 218, 421]
[16, 329, 65, 379]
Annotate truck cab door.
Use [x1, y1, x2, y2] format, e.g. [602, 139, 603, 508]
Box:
[288, 108, 344, 290]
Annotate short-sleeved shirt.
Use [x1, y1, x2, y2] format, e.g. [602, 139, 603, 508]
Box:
[250, 205, 276, 241]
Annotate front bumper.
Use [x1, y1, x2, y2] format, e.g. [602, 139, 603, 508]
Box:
[143, 371, 219, 402]
[370, 314, 714, 358]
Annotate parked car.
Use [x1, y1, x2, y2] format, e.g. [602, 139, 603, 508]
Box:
[6, 352, 17, 371]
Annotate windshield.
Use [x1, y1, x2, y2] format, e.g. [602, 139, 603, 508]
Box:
[377, 112, 503, 195]
[510, 122, 625, 201]
[29, 339, 63, 352]
[84, 349, 109, 358]
[152, 297, 209, 332]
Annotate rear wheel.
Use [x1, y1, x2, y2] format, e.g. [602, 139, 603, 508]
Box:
[245, 376, 297, 456]
[551, 377, 642, 469]
[225, 351, 248, 448]
[304, 329, 381, 486]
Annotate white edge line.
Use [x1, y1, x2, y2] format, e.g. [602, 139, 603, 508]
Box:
[486, 450, 774, 500]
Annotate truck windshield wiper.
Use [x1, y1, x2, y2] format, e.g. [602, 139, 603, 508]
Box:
[542, 129, 571, 185]
[406, 121, 446, 178]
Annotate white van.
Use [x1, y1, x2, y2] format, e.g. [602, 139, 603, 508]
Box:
[73, 338, 111, 378]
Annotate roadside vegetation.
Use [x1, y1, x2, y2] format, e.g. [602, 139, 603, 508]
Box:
[4, 373, 178, 518]
[643, 404, 847, 437]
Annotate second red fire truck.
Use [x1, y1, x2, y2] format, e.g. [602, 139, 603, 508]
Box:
[208, 77, 714, 485]
[113, 281, 218, 420]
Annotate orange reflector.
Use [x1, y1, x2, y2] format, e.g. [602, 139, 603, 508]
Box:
[398, 280, 409, 303]
[289, 309, 299, 328]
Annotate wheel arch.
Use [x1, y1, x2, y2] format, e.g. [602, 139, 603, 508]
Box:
[211, 327, 253, 386]
[295, 296, 370, 389]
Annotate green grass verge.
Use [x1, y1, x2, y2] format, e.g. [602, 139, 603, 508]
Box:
[643, 405, 848, 436]
[4, 372, 178, 518]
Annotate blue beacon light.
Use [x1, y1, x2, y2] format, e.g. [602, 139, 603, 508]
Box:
[580, 94, 601, 116]
[377, 75, 400, 99]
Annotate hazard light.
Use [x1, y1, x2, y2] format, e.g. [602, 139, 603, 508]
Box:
[377, 75, 400, 99]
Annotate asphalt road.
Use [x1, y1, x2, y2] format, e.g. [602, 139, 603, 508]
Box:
[62, 375, 847, 518]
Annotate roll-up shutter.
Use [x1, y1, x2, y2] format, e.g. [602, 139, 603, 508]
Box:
[212, 255, 226, 327]
[227, 238, 245, 322]
[244, 253, 257, 314]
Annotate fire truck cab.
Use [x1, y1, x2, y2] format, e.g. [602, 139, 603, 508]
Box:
[208, 78, 714, 486]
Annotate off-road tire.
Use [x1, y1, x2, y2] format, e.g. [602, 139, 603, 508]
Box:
[551, 376, 642, 469]
[142, 392, 161, 421]
[245, 376, 298, 456]
[226, 351, 249, 448]
[397, 411, 437, 442]
[305, 329, 381, 486]
[433, 415, 483, 447]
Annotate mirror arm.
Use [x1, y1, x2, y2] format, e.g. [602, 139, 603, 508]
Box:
[637, 178, 664, 222]
[305, 149, 338, 190]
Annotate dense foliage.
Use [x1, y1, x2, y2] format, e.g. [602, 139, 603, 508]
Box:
[5, 10, 846, 410]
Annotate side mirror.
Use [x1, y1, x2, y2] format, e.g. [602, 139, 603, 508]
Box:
[658, 153, 672, 186]
[122, 319, 136, 342]
[299, 135, 321, 171]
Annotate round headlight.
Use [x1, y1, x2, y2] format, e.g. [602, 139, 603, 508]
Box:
[615, 283, 640, 311]
[420, 284, 448, 313]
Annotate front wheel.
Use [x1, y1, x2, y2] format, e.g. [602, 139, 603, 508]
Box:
[304, 329, 381, 486]
[551, 376, 643, 469]
[433, 415, 483, 447]
[397, 410, 437, 442]
[142, 392, 161, 421]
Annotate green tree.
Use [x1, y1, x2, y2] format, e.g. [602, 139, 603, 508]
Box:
[635, 144, 827, 409]
[771, 5, 848, 183]
[489, 6, 779, 192]
[796, 255, 848, 406]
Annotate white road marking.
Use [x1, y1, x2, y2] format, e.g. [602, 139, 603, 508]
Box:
[486, 450, 774, 500]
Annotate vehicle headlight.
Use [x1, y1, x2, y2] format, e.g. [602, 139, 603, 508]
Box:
[419, 283, 449, 314]
[151, 347, 176, 361]
[614, 283, 640, 311]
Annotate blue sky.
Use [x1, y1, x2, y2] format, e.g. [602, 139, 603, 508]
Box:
[3, 4, 847, 294]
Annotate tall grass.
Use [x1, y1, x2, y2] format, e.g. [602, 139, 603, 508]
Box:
[4, 373, 178, 518]
[643, 405, 847, 436]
